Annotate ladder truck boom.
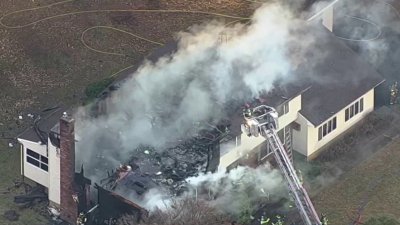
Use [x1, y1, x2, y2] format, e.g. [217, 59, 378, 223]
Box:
[241, 105, 322, 225]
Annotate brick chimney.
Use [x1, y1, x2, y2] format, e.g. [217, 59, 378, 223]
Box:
[59, 114, 78, 225]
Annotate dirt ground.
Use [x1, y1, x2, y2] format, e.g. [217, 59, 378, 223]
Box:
[0, 0, 258, 224]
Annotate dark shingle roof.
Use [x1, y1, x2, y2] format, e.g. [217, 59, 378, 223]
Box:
[18, 106, 69, 143]
[298, 25, 385, 126]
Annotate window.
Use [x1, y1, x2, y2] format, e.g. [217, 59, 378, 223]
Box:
[355, 102, 359, 114]
[318, 116, 337, 141]
[345, 98, 364, 122]
[283, 102, 289, 114]
[26, 149, 48, 172]
[277, 101, 289, 116]
[327, 120, 332, 133]
[318, 126, 322, 140]
[350, 106, 354, 118]
[333, 117, 337, 130]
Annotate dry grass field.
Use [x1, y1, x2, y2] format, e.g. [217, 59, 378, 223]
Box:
[0, 1, 257, 223]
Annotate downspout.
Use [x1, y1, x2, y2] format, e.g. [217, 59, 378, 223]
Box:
[20, 144, 24, 180]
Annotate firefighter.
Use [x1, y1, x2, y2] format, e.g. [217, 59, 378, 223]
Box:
[243, 107, 252, 118]
[273, 215, 283, 225]
[77, 212, 87, 225]
[297, 170, 304, 186]
[390, 81, 398, 105]
[260, 215, 270, 224]
[320, 213, 328, 225]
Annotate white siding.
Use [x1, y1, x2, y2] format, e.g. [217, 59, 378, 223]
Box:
[306, 89, 375, 157]
[219, 133, 265, 170]
[48, 139, 61, 205]
[219, 95, 302, 170]
[278, 95, 302, 129]
[18, 139, 49, 188]
[292, 114, 311, 156]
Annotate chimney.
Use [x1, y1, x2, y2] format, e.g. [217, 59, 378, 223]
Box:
[59, 113, 78, 225]
[321, 4, 334, 32]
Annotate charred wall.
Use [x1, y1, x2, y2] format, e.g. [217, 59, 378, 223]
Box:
[96, 186, 146, 224]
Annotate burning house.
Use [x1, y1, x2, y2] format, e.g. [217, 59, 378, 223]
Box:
[98, 123, 232, 201]
[15, 1, 387, 224]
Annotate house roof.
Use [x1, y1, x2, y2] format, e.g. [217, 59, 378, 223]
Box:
[298, 25, 385, 126]
[17, 105, 69, 144]
[229, 82, 311, 136]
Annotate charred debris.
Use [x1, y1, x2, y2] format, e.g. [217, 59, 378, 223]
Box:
[99, 122, 234, 198]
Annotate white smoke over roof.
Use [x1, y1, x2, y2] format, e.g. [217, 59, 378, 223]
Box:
[75, 3, 317, 180]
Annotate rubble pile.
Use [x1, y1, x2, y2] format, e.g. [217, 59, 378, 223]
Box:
[102, 124, 234, 196]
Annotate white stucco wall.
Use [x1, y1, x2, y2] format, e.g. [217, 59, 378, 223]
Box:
[306, 89, 375, 157]
[48, 139, 61, 205]
[18, 139, 49, 188]
[219, 94, 302, 170]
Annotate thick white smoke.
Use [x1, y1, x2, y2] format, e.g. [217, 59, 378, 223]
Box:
[185, 164, 286, 216]
[122, 164, 285, 215]
[75, 3, 317, 179]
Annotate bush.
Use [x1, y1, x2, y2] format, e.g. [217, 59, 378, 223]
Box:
[85, 77, 115, 100]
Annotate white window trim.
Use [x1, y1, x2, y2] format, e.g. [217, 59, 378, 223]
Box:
[26, 148, 49, 172]
[318, 116, 337, 141]
[345, 98, 364, 122]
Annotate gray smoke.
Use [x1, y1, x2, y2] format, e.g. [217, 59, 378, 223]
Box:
[75, 2, 319, 180]
[184, 164, 286, 216]
[333, 0, 399, 81]
[119, 164, 286, 216]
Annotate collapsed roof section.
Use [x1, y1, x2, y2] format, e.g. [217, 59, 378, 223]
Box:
[100, 124, 232, 197]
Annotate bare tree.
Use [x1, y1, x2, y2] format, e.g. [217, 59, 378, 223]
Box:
[140, 198, 231, 225]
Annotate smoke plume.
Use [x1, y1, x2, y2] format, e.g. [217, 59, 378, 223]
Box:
[120, 164, 286, 216]
[75, 2, 318, 180]
[333, 0, 399, 82]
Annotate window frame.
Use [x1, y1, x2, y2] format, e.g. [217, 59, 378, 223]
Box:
[355, 102, 359, 114]
[26, 148, 49, 172]
[345, 98, 364, 122]
[318, 116, 337, 141]
[283, 101, 289, 114]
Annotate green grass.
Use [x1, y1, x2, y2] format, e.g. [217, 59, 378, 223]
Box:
[0, 140, 48, 225]
[84, 77, 115, 102]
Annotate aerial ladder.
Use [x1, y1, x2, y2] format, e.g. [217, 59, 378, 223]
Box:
[241, 105, 323, 225]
